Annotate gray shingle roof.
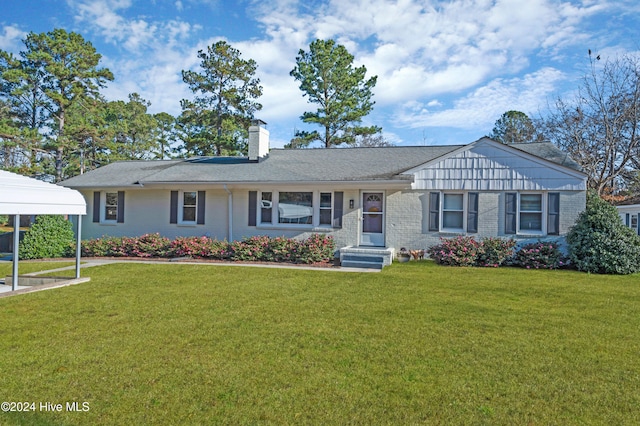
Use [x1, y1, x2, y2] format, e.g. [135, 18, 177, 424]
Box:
[60, 141, 581, 188]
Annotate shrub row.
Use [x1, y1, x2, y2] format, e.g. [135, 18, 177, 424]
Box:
[80, 233, 335, 264]
[427, 236, 566, 269]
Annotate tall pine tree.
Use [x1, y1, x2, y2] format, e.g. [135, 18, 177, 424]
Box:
[289, 39, 380, 148]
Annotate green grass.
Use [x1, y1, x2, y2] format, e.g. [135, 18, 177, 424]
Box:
[1, 261, 640, 425]
[0, 261, 77, 276]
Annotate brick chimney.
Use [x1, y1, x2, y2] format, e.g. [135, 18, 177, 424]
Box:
[248, 119, 269, 162]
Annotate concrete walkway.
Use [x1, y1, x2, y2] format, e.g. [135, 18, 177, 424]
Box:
[0, 257, 379, 297]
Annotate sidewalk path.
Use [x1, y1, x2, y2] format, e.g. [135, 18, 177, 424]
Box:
[0, 258, 379, 297]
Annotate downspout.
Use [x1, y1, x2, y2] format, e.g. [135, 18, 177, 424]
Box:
[223, 185, 233, 242]
[12, 214, 19, 291]
[75, 215, 82, 279]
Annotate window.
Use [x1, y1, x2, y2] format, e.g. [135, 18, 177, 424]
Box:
[279, 192, 313, 224]
[170, 190, 205, 225]
[250, 191, 343, 228]
[428, 192, 478, 233]
[104, 192, 118, 221]
[519, 194, 542, 232]
[93, 191, 124, 223]
[506, 192, 557, 235]
[442, 194, 464, 229]
[319, 193, 332, 225]
[182, 191, 197, 222]
[261, 192, 272, 224]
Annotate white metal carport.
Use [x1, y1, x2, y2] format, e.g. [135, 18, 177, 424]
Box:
[0, 170, 86, 291]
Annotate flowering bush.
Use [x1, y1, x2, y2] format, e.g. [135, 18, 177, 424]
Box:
[298, 233, 336, 263]
[81, 233, 335, 264]
[131, 233, 172, 257]
[475, 237, 516, 267]
[169, 236, 230, 259]
[427, 236, 480, 266]
[81, 234, 171, 258]
[513, 241, 566, 269]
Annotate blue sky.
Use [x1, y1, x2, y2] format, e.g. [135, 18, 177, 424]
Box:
[1, 0, 639, 149]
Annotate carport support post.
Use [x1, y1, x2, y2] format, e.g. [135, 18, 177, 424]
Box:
[12, 214, 19, 291]
[75, 215, 82, 279]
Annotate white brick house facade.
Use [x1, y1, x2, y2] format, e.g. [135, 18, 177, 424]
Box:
[62, 126, 587, 258]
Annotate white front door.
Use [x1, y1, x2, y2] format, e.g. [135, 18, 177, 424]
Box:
[360, 192, 385, 246]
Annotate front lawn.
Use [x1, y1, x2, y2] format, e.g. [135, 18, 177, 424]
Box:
[0, 261, 639, 424]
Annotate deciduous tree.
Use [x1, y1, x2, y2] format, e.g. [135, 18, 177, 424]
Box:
[539, 53, 640, 195]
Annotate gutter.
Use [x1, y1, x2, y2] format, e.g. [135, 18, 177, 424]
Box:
[131, 179, 414, 189]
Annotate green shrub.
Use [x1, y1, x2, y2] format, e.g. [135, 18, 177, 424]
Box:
[19, 215, 75, 260]
[567, 191, 640, 274]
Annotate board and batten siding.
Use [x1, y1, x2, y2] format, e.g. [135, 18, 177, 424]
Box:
[407, 142, 586, 192]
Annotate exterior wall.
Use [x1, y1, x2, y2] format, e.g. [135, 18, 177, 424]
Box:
[231, 188, 361, 249]
[80, 188, 229, 240]
[80, 187, 363, 251]
[79, 186, 586, 254]
[616, 204, 640, 235]
[385, 189, 586, 251]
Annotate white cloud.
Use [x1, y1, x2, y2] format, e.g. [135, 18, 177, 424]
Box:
[394, 67, 565, 130]
[0, 25, 27, 52]
[58, 0, 636, 145]
[70, 0, 198, 53]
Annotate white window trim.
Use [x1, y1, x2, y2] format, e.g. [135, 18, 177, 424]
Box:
[178, 190, 198, 225]
[432, 191, 469, 233]
[517, 192, 546, 236]
[257, 190, 337, 229]
[440, 192, 466, 233]
[101, 191, 118, 224]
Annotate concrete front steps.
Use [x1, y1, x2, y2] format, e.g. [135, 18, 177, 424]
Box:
[339, 246, 394, 269]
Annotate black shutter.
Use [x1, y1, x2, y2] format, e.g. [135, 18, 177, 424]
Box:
[117, 191, 125, 223]
[248, 191, 257, 226]
[547, 192, 560, 235]
[467, 192, 478, 233]
[197, 191, 206, 225]
[93, 192, 100, 223]
[333, 191, 343, 228]
[505, 192, 517, 234]
[429, 192, 440, 231]
[170, 191, 178, 224]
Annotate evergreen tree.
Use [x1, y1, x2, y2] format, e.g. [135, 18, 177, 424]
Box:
[22, 29, 113, 181]
[180, 41, 262, 156]
[488, 110, 538, 144]
[289, 39, 380, 148]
